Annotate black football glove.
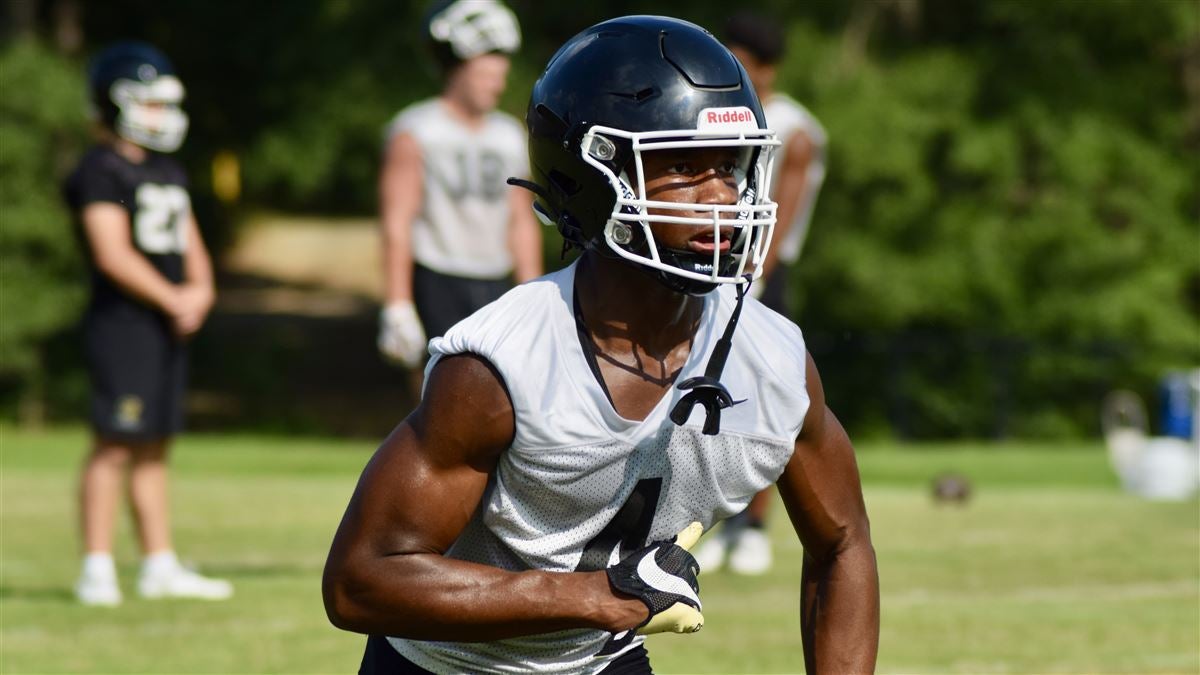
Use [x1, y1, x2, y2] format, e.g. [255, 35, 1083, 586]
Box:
[597, 522, 704, 656]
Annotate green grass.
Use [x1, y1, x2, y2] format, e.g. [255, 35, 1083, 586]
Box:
[2, 427, 1197, 674]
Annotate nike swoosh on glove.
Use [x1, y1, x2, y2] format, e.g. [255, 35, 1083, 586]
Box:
[597, 522, 704, 656]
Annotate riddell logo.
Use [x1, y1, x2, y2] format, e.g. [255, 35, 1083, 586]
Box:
[697, 107, 758, 131]
[705, 109, 752, 124]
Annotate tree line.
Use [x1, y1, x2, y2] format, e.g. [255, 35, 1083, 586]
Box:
[2, 0, 1197, 437]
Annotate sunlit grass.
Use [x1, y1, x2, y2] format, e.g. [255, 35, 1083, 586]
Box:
[2, 427, 1196, 673]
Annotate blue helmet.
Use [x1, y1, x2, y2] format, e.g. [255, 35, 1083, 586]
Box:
[88, 41, 189, 153]
[521, 16, 780, 295]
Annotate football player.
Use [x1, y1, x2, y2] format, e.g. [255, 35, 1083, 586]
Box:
[377, 0, 542, 383]
[65, 41, 231, 605]
[693, 11, 832, 577]
[325, 16, 877, 673]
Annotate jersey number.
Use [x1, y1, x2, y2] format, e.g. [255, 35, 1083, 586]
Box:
[575, 478, 663, 572]
[429, 150, 507, 202]
[133, 184, 190, 254]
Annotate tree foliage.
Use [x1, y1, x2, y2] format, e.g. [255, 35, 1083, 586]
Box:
[0, 39, 87, 384]
[788, 0, 1200, 436]
[3, 0, 1196, 437]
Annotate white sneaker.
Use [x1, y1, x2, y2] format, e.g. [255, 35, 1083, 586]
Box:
[728, 527, 772, 576]
[692, 530, 731, 575]
[138, 564, 233, 600]
[76, 572, 122, 606]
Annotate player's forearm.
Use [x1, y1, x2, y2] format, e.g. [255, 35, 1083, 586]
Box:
[95, 249, 179, 313]
[507, 187, 543, 283]
[324, 553, 640, 640]
[508, 221, 542, 283]
[380, 219, 415, 303]
[182, 225, 214, 292]
[800, 533, 880, 673]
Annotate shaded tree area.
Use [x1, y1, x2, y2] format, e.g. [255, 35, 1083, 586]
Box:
[2, 0, 1197, 437]
[786, 1, 1200, 436]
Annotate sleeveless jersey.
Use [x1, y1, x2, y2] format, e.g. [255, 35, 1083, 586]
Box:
[763, 93, 827, 264]
[385, 98, 528, 279]
[389, 262, 811, 674]
[63, 144, 191, 321]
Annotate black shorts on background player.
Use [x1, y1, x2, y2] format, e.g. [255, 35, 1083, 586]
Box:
[64, 145, 193, 440]
[84, 306, 186, 440]
[412, 263, 511, 339]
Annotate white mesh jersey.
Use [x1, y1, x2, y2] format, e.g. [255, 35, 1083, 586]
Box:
[385, 98, 528, 278]
[388, 261, 811, 674]
[763, 93, 828, 264]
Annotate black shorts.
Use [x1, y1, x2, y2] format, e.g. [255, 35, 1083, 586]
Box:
[358, 635, 653, 674]
[84, 307, 187, 441]
[412, 263, 511, 339]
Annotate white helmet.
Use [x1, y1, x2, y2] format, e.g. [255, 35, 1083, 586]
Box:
[426, 0, 521, 68]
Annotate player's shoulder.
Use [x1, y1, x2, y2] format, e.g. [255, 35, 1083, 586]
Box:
[385, 97, 442, 138]
[70, 144, 123, 176]
[64, 145, 127, 207]
[767, 92, 815, 118]
[464, 269, 569, 331]
[437, 269, 571, 353]
[765, 93, 827, 144]
[486, 108, 525, 136]
[71, 145, 184, 181]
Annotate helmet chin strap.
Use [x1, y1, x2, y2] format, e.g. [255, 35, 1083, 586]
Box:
[669, 278, 750, 435]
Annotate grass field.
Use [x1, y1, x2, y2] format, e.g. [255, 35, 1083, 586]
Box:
[2, 427, 1196, 674]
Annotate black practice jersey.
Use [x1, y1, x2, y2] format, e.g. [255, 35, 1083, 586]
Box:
[63, 145, 191, 317]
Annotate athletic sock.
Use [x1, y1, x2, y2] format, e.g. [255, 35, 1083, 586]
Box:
[82, 552, 117, 579]
[141, 550, 180, 576]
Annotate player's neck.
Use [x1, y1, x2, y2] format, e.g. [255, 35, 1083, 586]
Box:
[439, 94, 489, 129]
[575, 252, 704, 359]
[110, 137, 148, 164]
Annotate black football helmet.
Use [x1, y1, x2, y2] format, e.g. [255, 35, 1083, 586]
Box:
[424, 0, 521, 71]
[521, 15, 779, 295]
[87, 41, 188, 153]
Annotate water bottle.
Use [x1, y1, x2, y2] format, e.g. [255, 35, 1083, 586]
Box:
[1159, 371, 1195, 440]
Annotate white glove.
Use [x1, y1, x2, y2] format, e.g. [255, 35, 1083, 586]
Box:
[377, 301, 427, 368]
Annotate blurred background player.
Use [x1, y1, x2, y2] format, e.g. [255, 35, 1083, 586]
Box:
[693, 11, 830, 576]
[64, 41, 232, 606]
[376, 0, 542, 380]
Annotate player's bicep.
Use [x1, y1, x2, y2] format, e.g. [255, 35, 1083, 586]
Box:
[379, 132, 423, 227]
[507, 180, 536, 226]
[81, 202, 135, 268]
[331, 353, 514, 560]
[776, 352, 871, 562]
[181, 211, 213, 271]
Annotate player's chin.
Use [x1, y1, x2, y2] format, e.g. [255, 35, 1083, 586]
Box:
[479, 93, 504, 110]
